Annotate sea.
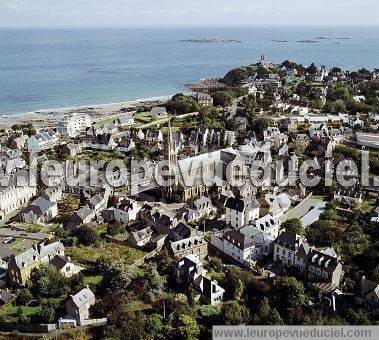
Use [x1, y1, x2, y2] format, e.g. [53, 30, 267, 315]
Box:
[0, 26, 378, 115]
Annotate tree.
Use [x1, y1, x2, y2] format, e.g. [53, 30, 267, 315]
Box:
[107, 222, 125, 236]
[271, 277, 307, 310]
[16, 288, 33, 306]
[177, 314, 200, 340]
[306, 63, 317, 75]
[221, 300, 249, 325]
[31, 265, 69, 298]
[146, 314, 163, 335]
[306, 220, 341, 247]
[282, 218, 304, 235]
[269, 308, 284, 325]
[257, 297, 270, 322]
[57, 195, 79, 222]
[166, 93, 200, 115]
[38, 298, 59, 323]
[75, 225, 100, 246]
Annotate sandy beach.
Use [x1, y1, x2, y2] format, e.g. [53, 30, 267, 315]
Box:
[0, 95, 173, 129]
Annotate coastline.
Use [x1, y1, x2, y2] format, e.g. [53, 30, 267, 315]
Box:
[0, 94, 178, 129]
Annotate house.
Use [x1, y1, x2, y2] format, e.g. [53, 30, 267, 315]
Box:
[175, 254, 207, 283]
[129, 226, 156, 247]
[306, 247, 343, 286]
[263, 127, 281, 143]
[194, 274, 224, 305]
[175, 255, 224, 305]
[186, 196, 215, 222]
[168, 236, 208, 260]
[225, 196, 260, 229]
[151, 107, 167, 117]
[61, 143, 83, 157]
[42, 186, 63, 203]
[145, 130, 163, 143]
[197, 93, 213, 106]
[273, 230, 310, 272]
[21, 196, 58, 224]
[50, 255, 82, 278]
[114, 113, 135, 127]
[106, 199, 142, 223]
[27, 130, 60, 153]
[334, 185, 363, 204]
[8, 135, 28, 150]
[57, 113, 92, 138]
[356, 276, 379, 315]
[7, 241, 65, 286]
[0, 170, 38, 221]
[89, 133, 117, 151]
[211, 226, 274, 266]
[250, 213, 280, 238]
[64, 287, 96, 326]
[66, 205, 96, 233]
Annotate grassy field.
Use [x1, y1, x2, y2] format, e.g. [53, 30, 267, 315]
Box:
[134, 111, 152, 123]
[83, 275, 103, 285]
[67, 242, 146, 265]
[3, 305, 41, 317]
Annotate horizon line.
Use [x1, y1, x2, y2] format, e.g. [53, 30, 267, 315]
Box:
[1, 24, 379, 30]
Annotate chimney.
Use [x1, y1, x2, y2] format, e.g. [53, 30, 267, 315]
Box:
[318, 256, 324, 266]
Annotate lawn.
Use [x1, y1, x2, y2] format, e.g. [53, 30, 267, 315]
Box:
[83, 275, 103, 285]
[134, 111, 152, 123]
[66, 242, 146, 265]
[3, 305, 41, 317]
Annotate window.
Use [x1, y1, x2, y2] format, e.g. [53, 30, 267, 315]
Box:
[309, 266, 315, 273]
[316, 268, 321, 276]
[322, 271, 328, 278]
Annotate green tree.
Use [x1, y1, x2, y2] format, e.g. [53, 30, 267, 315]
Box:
[177, 314, 200, 340]
[39, 298, 59, 323]
[269, 308, 284, 325]
[282, 218, 304, 235]
[75, 225, 100, 246]
[221, 300, 249, 325]
[16, 288, 33, 306]
[271, 277, 307, 310]
[31, 265, 69, 298]
[107, 222, 125, 236]
[57, 195, 79, 222]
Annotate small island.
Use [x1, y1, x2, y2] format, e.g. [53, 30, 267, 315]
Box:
[298, 39, 319, 43]
[181, 38, 242, 44]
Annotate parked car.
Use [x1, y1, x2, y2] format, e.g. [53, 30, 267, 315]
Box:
[3, 237, 14, 244]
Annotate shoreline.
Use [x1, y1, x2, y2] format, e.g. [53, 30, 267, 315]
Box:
[0, 94, 182, 129]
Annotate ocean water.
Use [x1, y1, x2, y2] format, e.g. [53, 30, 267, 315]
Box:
[0, 26, 378, 115]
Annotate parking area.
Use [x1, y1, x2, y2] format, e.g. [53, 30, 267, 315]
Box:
[0, 236, 35, 259]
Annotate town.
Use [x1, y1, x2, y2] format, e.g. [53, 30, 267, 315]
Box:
[0, 55, 378, 338]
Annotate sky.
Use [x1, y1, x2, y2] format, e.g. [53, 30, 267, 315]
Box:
[0, 0, 378, 28]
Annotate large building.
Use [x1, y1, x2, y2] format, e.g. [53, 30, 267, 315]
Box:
[7, 241, 65, 286]
[58, 113, 92, 138]
[0, 170, 37, 221]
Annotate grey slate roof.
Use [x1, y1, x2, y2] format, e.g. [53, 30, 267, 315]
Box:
[71, 287, 95, 309]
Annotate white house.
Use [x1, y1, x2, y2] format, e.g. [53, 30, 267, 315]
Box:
[0, 170, 37, 221]
[107, 199, 142, 223]
[225, 196, 260, 229]
[211, 226, 274, 266]
[57, 113, 92, 138]
[250, 213, 280, 238]
[187, 197, 215, 222]
[273, 230, 310, 272]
